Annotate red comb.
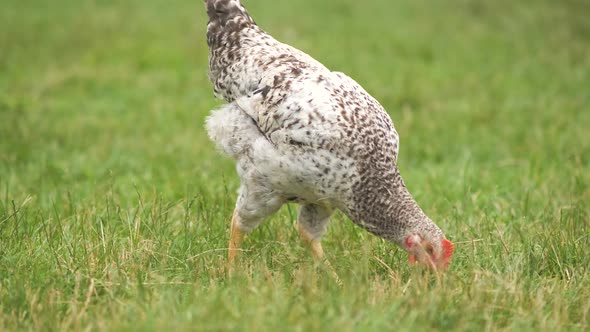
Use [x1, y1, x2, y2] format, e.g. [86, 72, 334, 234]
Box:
[442, 238, 454, 261]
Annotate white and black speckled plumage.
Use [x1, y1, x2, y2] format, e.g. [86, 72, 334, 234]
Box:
[204, 0, 449, 256]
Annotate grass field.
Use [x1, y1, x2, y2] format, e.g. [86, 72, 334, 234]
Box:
[1, 0, 589, 330]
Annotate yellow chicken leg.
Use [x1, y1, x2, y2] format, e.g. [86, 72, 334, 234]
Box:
[298, 222, 342, 286]
[228, 210, 245, 264]
[297, 223, 325, 260]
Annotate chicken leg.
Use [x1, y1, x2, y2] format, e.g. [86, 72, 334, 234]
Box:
[297, 204, 332, 260]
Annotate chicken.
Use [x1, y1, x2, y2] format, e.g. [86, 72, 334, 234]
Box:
[203, 0, 454, 271]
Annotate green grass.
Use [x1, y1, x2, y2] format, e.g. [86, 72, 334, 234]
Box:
[1, 0, 589, 330]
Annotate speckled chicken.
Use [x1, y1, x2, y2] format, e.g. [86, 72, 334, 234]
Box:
[204, 0, 454, 270]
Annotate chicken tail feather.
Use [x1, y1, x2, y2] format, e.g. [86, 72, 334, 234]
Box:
[204, 0, 253, 25]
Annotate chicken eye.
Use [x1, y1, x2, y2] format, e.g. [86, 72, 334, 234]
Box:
[425, 245, 434, 255]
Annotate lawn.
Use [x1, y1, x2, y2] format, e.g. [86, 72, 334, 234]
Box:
[1, 0, 589, 330]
